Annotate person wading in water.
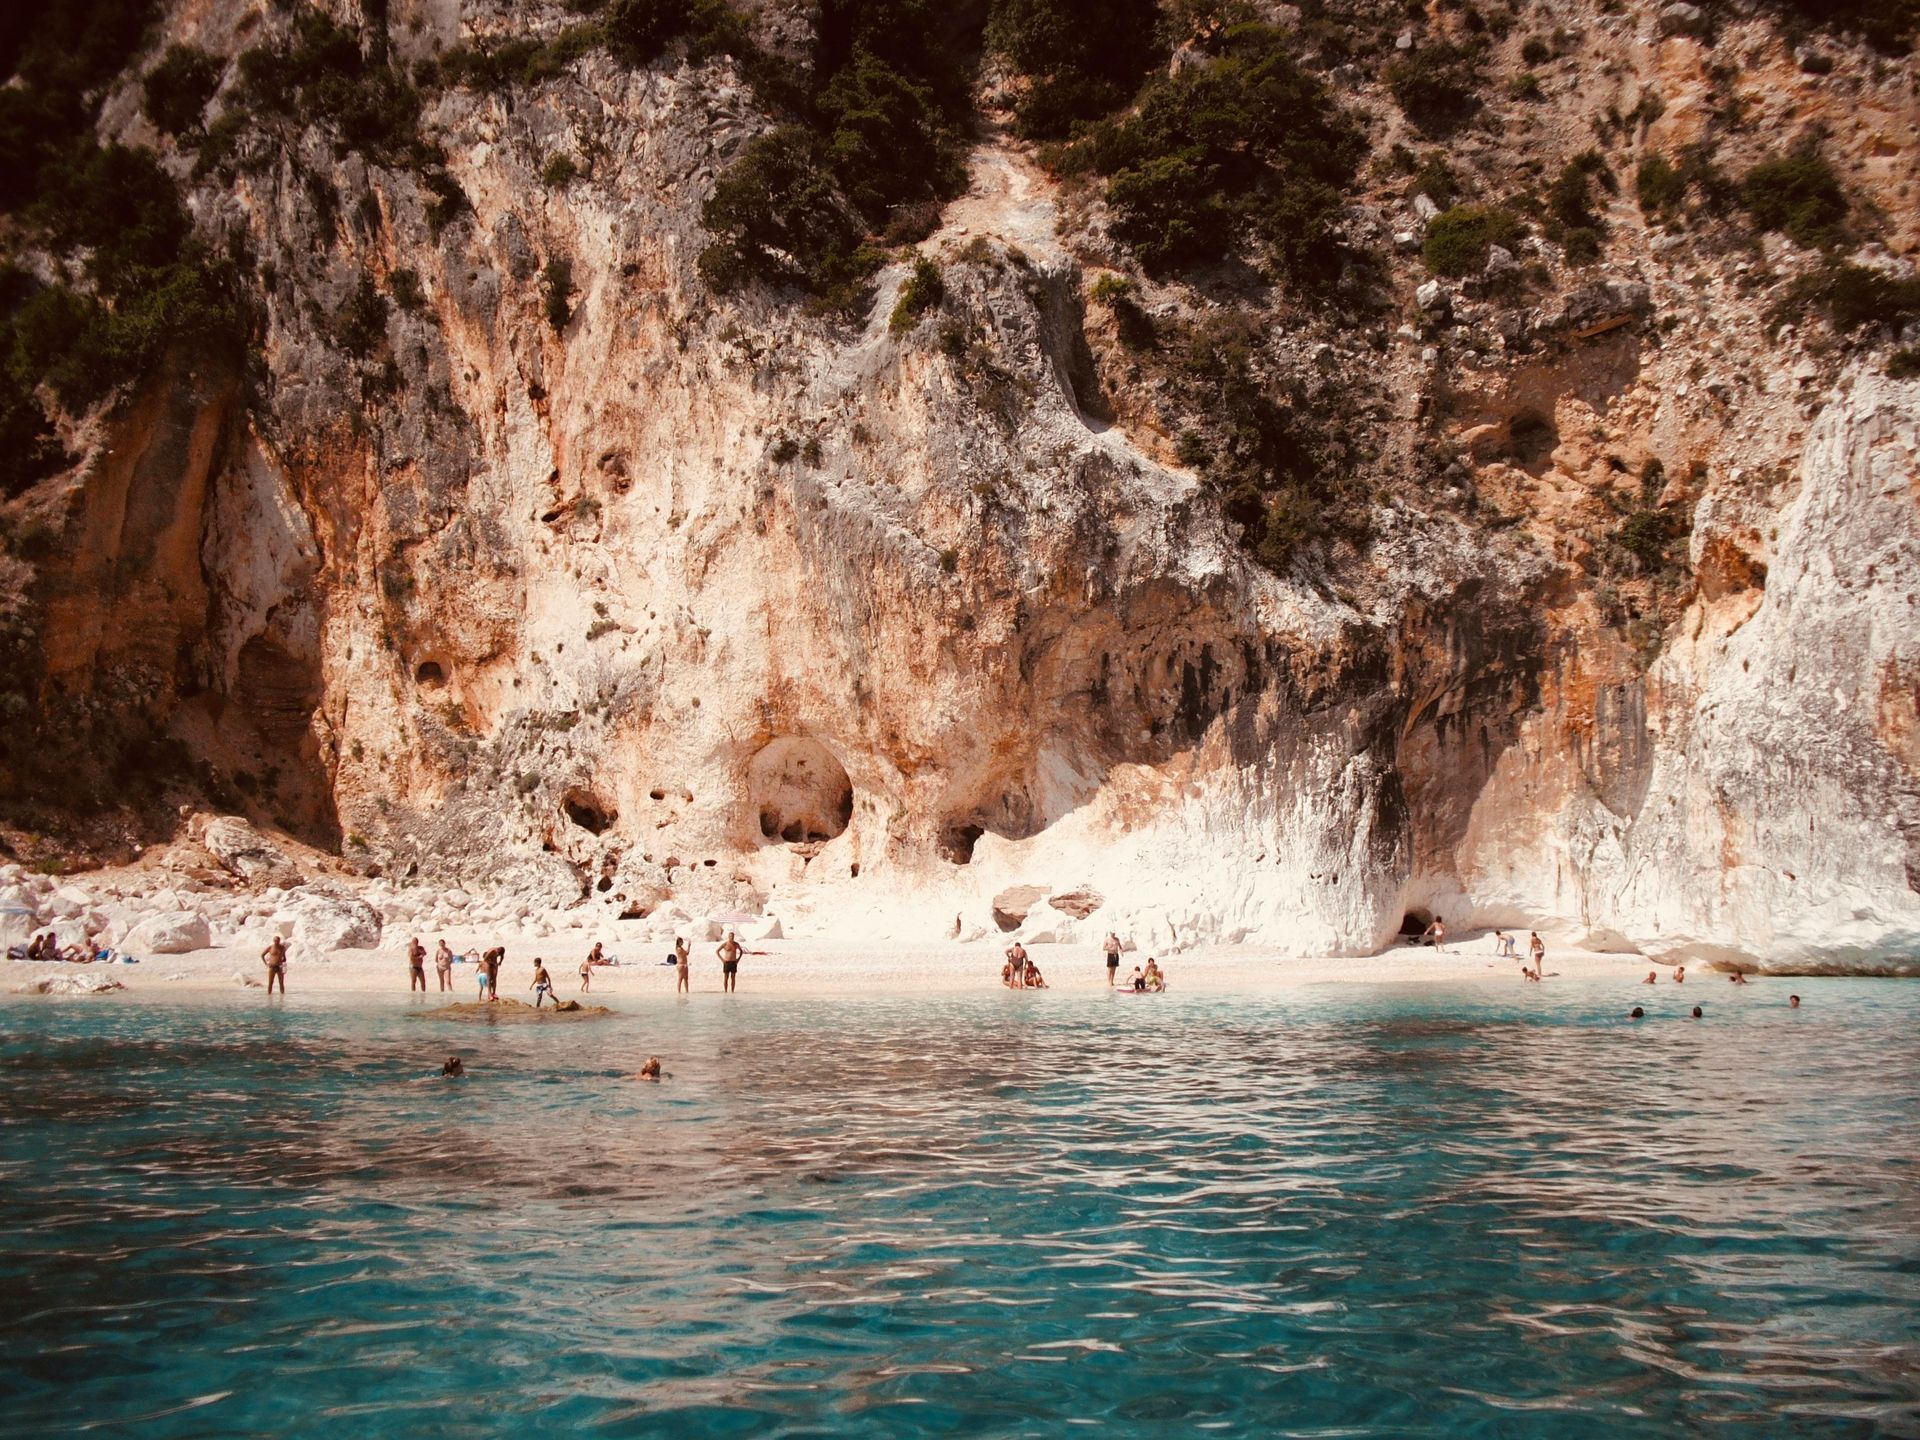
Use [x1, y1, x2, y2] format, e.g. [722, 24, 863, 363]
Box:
[717, 931, 743, 994]
[261, 936, 288, 996]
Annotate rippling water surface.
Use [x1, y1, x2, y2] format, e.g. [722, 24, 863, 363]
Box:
[2, 981, 1917, 1437]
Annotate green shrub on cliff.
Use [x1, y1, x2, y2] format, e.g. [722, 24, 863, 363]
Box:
[142, 45, 223, 136]
[1385, 40, 1484, 133]
[1072, 24, 1363, 285]
[889, 255, 944, 333]
[1740, 148, 1848, 249]
[698, 0, 971, 309]
[985, 0, 1164, 139]
[1422, 205, 1522, 277]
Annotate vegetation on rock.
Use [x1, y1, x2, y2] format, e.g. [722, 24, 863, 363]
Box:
[1066, 24, 1364, 286]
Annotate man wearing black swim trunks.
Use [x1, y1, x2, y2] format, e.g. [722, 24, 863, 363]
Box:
[717, 932, 743, 993]
[1103, 933, 1122, 986]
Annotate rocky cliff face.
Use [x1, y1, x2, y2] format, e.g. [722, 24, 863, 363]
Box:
[1, 0, 1916, 970]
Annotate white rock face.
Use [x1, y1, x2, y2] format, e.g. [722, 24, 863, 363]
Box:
[1459, 371, 1920, 971]
[123, 911, 213, 954]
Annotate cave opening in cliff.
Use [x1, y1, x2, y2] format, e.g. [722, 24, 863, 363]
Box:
[940, 823, 985, 865]
[747, 737, 853, 846]
[415, 660, 446, 688]
[563, 789, 616, 835]
[1399, 909, 1433, 936]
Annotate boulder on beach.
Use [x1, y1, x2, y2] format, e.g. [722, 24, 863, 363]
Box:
[15, 973, 126, 995]
[279, 891, 382, 951]
[124, 910, 213, 955]
[197, 815, 303, 886]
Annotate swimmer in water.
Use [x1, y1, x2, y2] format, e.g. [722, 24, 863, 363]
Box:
[442, 1056, 466, 1077]
[1691, 1005, 1703, 1018]
[1729, 970, 1748, 985]
[1630, 1006, 1644, 1019]
[635, 1056, 662, 1081]
[1790, 994, 1801, 1008]
[1644, 970, 1657, 984]
[1674, 965, 1686, 984]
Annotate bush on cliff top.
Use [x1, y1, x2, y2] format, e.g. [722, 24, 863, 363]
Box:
[142, 44, 222, 136]
[1740, 148, 1849, 249]
[1069, 24, 1364, 286]
[1422, 205, 1521, 277]
[698, 0, 972, 310]
[985, 0, 1164, 140]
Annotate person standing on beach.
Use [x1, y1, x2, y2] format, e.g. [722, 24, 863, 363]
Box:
[1103, 933, 1122, 986]
[531, 958, 555, 1009]
[482, 946, 504, 1002]
[579, 953, 593, 992]
[261, 936, 288, 996]
[717, 931, 743, 993]
[407, 936, 427, 993]
[1421, 917, 1447, 950]
[435, 940, 454, 992]
[674, 937, 691, 994]
[1528, 932, 1545, 971]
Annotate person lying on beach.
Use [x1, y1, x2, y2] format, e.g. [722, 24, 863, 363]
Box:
[1143, 958, 1164, 992]
[262, 936, 288, 995]
[531, 959, 555, 1008]
[407, 936, 427, 993]
[634, 1056, 663, 1082]
[435, 940, 455, 991]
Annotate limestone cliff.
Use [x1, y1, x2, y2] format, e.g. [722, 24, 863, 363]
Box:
[1, 0, 1916, 970]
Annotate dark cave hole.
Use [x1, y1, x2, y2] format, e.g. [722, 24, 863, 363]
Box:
[563, 789, 615, 835]
[940, 823, 985, 865]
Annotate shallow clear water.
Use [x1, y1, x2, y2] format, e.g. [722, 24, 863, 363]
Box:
[2, 980, 1917, 1438]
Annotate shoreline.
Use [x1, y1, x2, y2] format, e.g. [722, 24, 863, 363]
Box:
[4, 935, 1752, 1001]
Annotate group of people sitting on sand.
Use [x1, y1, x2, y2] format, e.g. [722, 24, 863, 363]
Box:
[9, 931, 117, 964]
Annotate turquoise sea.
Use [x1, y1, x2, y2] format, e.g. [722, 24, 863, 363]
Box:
[1, 980, 1916, 1438]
